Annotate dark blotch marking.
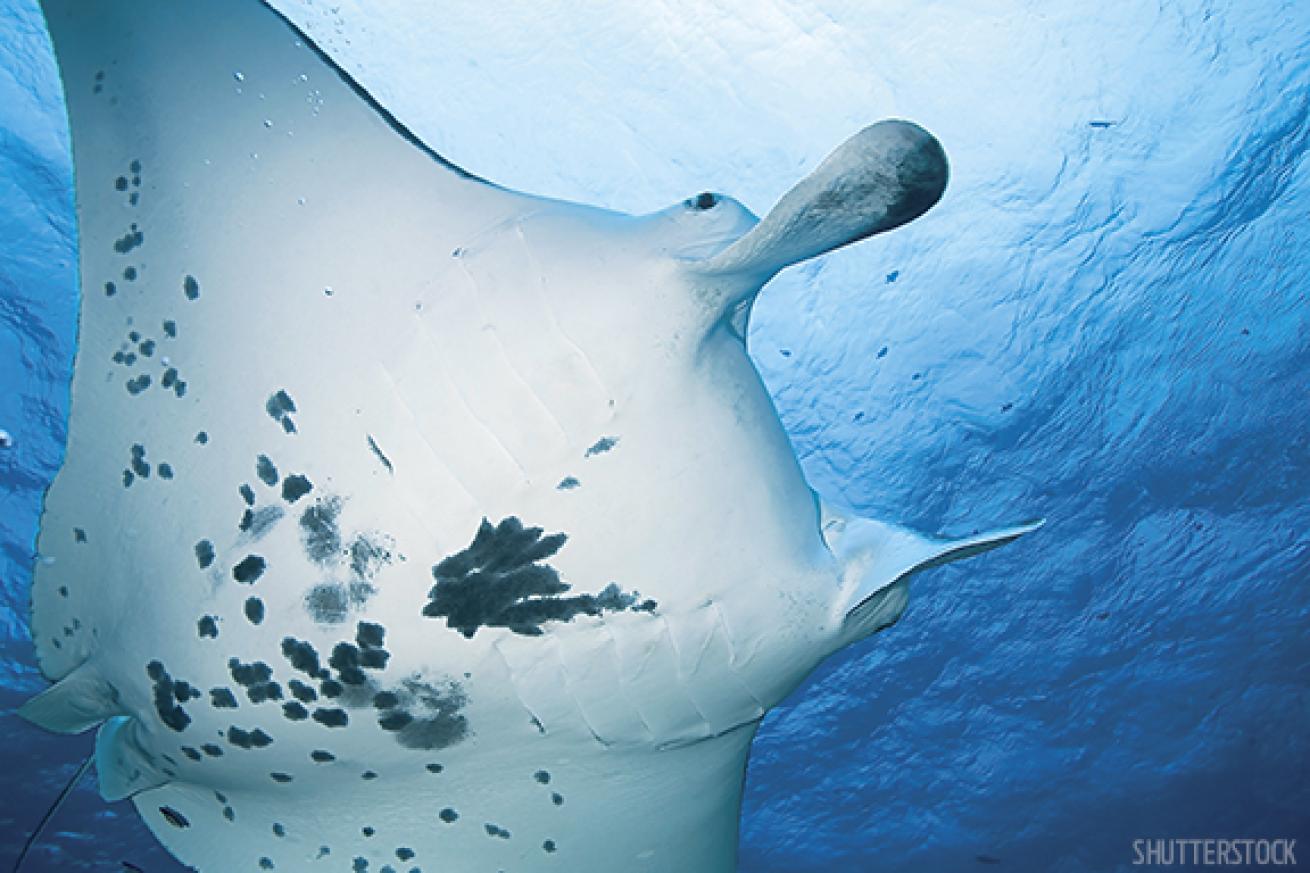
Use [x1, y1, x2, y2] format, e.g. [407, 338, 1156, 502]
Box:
[244, 597, 265, 625]
[181, 746, 202, 761]
[73, 527, 87, 543]
[195, 431, 209, 445]
[227, 726, 273, 749]
[163, 319, 177, 338]
[383, 678, 468, 751]
[146, 661, 192, 732]
[423, 516, 653, 637]
[232, 554, 267, 584]
[239, 484, 256, 506]
[282, 474, 312, 503]
[269, 772, 293, 783]
[104, 281, 116, 297]
[256, 454, 279, 486]
[584, 436, 617, 457]
[312, 707, 348, 727]
[350, 535, 392, 581]
[222, 806, 235, 821]
[534, 770, 551, 784]
[543, 839, 557, 853]
[183, 275, 200, 300]
[361, 771, 377, 780]
[425, 763, 443, 774]
[283, 701, 308, 721]
[210, 688, 239, 709]
[438, 808, 458, 823]
[395, 848, 415, 861]
[299, 497, 341, 564]
[202, 743, 223, 757]
[123, 266, 137, 281]
[551, 791, 563, 806]
[197, 615, 218, 638]
[159, 806, 189, 828]
[366, 435, 393, 473]
[265, 389, 297, 433]
[356, 621, 385, 649]
[556, 476, 580, 491]
[305, 583, 348, 624]
[288, 679, 318, 703]
[483, 823, 510, 839]
[310, 749, 335, 763]
[259, 859, 274, 871]
[273, 823, 286, 837]
[158, 463, 174, 479]
[125, 374, 151, 395]
[195, 540, 215, 569]
[281, 637, 326, 678]
[114, 176, 128, 191]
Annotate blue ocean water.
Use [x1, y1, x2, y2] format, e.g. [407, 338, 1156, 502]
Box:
[1, 1, 1307, 871]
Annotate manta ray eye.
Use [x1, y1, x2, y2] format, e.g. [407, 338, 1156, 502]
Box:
[688, 191, 718, 210]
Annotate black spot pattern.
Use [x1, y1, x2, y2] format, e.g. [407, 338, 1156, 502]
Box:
[195, 540, 216, 569]
[423, 516, 654, 637]
[585, 436, 618, 457]
[282, 474, 312, 502]
[210, 688, 239, 709]
[266, 390, 297, 433]
[256, 455, 279, 486]
[233, 555, 267, 583]
[196, 615, 219, 638]
[227, 726, 273, 749]
[159, 806, 189, 828]
[244, 597, 265, 624]
[147, 661, 194, 732]
[299, 497, 342, 564]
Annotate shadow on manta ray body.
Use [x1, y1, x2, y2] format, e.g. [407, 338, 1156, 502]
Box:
[20, 0, 1042, 871]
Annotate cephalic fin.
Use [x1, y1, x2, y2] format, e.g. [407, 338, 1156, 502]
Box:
[18, 660, 125, 734]
[822, 503, 1043, 647]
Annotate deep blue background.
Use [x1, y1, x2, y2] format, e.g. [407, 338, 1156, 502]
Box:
[1, 1, 1307, 870]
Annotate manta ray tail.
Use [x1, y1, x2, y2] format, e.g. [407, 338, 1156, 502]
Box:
[11, 751, 94, 873]
[822, 504, 1043, 647]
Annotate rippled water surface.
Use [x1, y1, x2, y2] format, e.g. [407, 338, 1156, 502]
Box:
[1, 1, 1307, 870]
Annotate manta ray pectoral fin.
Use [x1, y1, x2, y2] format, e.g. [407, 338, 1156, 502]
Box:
[18, 661, 125, 734]
[95, 716, 170, 802]
[690, 120, 949, 291]
[823, 505, 1043, 647]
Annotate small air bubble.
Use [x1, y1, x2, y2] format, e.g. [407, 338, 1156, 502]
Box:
[263, 119, 273, 128]
[324, 286, 333, 296]
[233, 71, 245, 82]
[297, 197, 306, 206]
[0, 429, 12, 449]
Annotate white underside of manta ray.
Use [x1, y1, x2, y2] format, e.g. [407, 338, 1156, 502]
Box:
[22, 1, 1041, 871]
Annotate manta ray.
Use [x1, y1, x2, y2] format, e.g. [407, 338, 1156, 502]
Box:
[21, 1, 1040, 870]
